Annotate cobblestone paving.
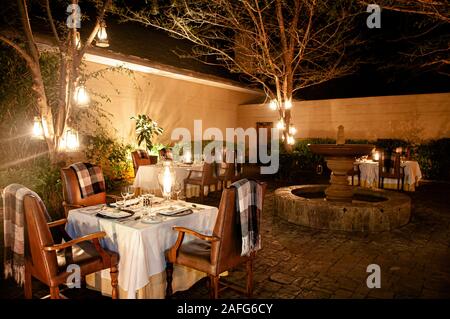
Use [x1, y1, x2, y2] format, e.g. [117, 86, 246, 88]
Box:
[174, 180, 450, 299]
[1, 179, 449, 299]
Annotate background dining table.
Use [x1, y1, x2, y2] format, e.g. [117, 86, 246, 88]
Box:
[349, 160, 422, 191]
[65, 200, 218, 299]
[133, 162, 217, 198]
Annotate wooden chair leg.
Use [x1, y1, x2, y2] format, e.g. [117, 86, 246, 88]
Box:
[246, 258, 254, 298]
[24, 266, 32, 299]
[110, 265, 119, 299]
[165, 262, 174, 298]
[200, 185, 204, 203]
[209, 275, 219, 299]
[50, 286, 60, 299]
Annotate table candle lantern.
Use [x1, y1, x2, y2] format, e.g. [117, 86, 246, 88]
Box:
[157, 161, 176, 201]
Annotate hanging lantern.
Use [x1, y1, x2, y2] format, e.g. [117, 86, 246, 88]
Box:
[74, 31, 81, 49]
[269, 99, 277, 110]
[60, 129, 79, 151]
[95, 20, 109, 47]
[284, 99, 292, 109]
[287, 135, 295, 145]
[32, 116, 44, 139]
[289, 125, 297, 135]
[276, 119, 285, 130]
[73, 84, 90, 107]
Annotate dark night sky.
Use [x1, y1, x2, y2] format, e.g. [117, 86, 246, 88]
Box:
[1, 1, 448, 100]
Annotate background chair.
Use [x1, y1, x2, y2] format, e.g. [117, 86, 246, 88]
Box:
[165, 182, 267, 299]
[131, 150, 152, 176]
[217, 162, 238, 189]
[23, 194, 119, 299]
[60, 166, 118, 217]
[379, 151, 404, 190]
[347, 163, 360, 186]
[184, 162, 218, 202]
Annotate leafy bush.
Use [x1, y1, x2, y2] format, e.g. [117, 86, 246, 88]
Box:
[278, 137, 450, 181]
[84, 131, 134, 189]
[0, 157, 63, 219]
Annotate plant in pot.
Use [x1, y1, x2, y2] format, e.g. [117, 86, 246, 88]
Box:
[131, 114, 164, 164]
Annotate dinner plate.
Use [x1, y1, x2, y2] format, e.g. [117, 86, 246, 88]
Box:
[96, 208, 134, 219]
[157, 209, 193, 217]
[141, 215, 163, 224]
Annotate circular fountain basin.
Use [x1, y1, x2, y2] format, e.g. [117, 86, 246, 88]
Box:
[308, 144, 375, 157]
[274, 185, 411, 232]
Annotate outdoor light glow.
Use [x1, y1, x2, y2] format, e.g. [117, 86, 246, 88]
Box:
[284, 99, 292, 109]
[287, 135, 295, 145]
[373, 151, 380, 161]
[60, 129, 79, 151]
[75, 32, 81, 49]
[396, 147, 403, 153]
[66, 129, 79, 151]
[74, 84, 90, 107]
[32, 116, 44, 139]
[269, 99, 277, 110]
[95, 21, 109, 47]
[289, 125, 297, 135]
[184, 150, 192, 163]
[276, 119, 285, 130]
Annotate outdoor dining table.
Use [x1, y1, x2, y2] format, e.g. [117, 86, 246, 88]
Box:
[133, 162, 217, 198]
[65, 200, 218, 299]
[349, 160, 422, 191]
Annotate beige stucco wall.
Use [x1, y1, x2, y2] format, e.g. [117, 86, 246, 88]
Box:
[237, 93, 450, 141]
[83, 61, 260, 146]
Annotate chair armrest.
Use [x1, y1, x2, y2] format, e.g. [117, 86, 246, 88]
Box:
[166, 227, 219, 262]
[106, 194, 121, 201]
[43, 231, 106, 251]
[63, 202, 84, 210]
[173, 226, 220, 242]
[47, 219, 67, 228]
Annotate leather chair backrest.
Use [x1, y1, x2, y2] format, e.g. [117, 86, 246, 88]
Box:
[380, 151, 401, 175]
[201, 162, 217, 184]
[61, 167, 106, 208]
[23, 195, 58, 284]
[131, 151, 151, 175]
[210, 183, 266, 274]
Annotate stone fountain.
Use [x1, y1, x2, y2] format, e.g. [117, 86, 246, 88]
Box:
[273, 126, 411, 232]
[308, 125, 374, 202]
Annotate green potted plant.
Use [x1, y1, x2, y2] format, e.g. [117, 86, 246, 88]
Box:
[131, 114, 164, 164]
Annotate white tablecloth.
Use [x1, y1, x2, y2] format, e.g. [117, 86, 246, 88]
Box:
[65, 202, 218, 298]
[133, 164, 217, 198]
[350, 160, 422, 191]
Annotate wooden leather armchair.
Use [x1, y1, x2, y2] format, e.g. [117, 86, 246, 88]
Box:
[217, 162, 238, 189]
[184, 162, 218, 202]
[131, 150, 152, 176]
[60, 167, 118, 217]
[23, 194, 119, 299]
[379, 151, 404, 190]
[165, 182, 267, 299]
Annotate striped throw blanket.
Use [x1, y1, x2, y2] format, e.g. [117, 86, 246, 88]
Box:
[3, 184, 51, 285]
[231, 179, 263, 257]
[70, 162, 106, 198]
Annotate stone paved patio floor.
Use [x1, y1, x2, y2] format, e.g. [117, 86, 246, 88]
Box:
[1, 178, 449, 299]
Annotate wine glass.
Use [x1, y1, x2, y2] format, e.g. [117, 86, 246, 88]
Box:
[120, 186, 129, 207]
[172, 182, 181, 200]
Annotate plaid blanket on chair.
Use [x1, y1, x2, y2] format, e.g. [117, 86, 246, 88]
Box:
[231, 179, 263, 257]
[70, 162, 106, 198]
[3, 184, 51, 285]
[136, 149, 149, 159]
